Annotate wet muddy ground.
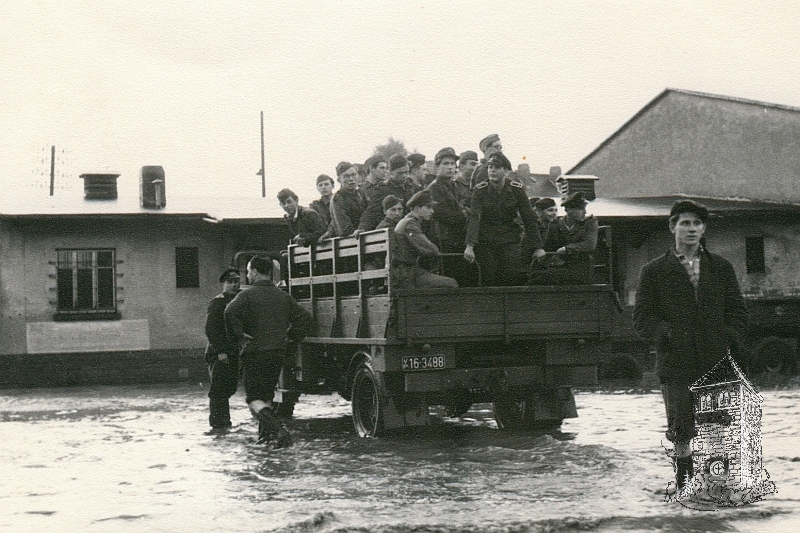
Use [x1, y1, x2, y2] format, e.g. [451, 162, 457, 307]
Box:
[1, 383, 798, 532]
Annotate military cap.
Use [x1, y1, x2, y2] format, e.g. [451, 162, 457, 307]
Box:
[408, 153, 426, 169]
[458, 150, 478, 164]
[479, 133, 500, 153]
[562, 191, 588, 209]
[389, 153, 409, 172]
[316, 173, 334, 185]
[485, 152, 512, 170]
[364, 154, 387, 170]
[434, 147, 458, 165]
[534, 197, 556, 210]
[336, 161, 355, 177]
[406, 190, 435, 209]
[670, 199, 709, 222]
[219, 268, 240, 283]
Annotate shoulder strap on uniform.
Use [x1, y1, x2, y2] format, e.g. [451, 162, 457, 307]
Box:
[509, 180, 523, 188]
[475, 181, 488, 189]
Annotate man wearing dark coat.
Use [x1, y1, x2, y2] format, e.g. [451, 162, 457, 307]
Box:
[330, 161, 368, 237]
[204, 268, 241, 433]
[358, 154, 415, 232]
[309, 174, 334, 227]
[633, 199, 747, 490]
[278, 188, 327, 247]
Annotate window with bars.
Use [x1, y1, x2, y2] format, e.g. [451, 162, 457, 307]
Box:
[56, 249, 116, 314]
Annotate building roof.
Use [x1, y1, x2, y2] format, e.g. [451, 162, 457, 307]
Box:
[690, 354, 762, 400]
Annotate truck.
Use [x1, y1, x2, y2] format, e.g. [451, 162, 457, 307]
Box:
[259, 227, 620, 437]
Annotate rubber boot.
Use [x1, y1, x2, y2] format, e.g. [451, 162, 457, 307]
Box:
[675, 455, 694, 491]
[208, 398, 232, 433]
[255, 407, 292, 448]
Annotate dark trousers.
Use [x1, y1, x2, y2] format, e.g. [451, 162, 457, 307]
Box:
[661, 383, 697, 444]
[475, 242, 522, 286]
[241, 349, 285, 405]
[207, 356, 239, 428]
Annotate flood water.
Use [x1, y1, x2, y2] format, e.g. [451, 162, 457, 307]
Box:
[1, 383, 798, 533]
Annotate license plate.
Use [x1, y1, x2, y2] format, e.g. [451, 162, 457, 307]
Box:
[402, 355, 446, 371]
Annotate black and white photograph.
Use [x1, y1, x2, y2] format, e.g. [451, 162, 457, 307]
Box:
[1, 2, 799, 532]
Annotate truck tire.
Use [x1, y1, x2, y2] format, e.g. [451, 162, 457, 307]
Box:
[351, 363, 385, 437]
[752, 336, 795, 374]
[493, 397, 527, 430]
[493, 390, 567, 431]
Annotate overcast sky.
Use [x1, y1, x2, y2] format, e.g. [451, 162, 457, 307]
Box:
[3, 1, 800, 215]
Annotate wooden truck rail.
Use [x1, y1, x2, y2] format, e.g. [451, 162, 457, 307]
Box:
[283, 228, 619, 436]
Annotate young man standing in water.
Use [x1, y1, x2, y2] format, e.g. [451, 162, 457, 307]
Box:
[225, 255, 313, 448]
[633, 200, 747, 490]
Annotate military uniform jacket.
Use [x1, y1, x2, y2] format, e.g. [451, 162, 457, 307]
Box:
[331, 188, 368, 237]
[466, 178, 542, 248]
[634, 249, 747, 386]
[224, 280, 313, 353]
[358, 180, 412, 232]
[284, 206, 327, 245]
[309, 196, 332, 227]
[204, 291, 239, 364]
[392, 214, 440, 266]
[544, 215, 599, 258]
[426, 175, 466, 251]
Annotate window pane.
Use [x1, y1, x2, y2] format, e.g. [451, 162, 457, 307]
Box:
[97, 268, 115, 309]
[97, 250, 113, 267]
[57, 268, 74, 310]
[76, 268, 93, 309]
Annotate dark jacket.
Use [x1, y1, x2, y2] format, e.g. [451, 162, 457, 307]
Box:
[309, 195, 332, 227]
[358, 180, 413, 232]
[204, 291, 239, 364]
[426, 175, 466, 253]
[392, 214, 440, 266]
[331, 188, 368, 237]
[285, 206, 327, 246]
[466, 178, 542, 249]
[633, 249, 747, 386]
[224, 280, 313, 353]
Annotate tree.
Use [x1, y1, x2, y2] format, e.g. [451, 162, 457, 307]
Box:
[373, 137, 408, 161]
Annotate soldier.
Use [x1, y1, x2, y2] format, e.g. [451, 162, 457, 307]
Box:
[427, 147, 467, 254]
[277, 188, 327, 247]
[392, 191, 458, 290]
[407, 153, 427, 192]
[633, 200, 747, 490]
[225, 255, 313, 447]
[360, 155, 388, 202]
[375, 195, 405, 230]
[469, 133, 504, 189]
[309, 174, 335, 228]
[454, 150, 478, 210]
[529, 192, 599, 286]
[330, 161, 368, 237]
[358, 154, 415, 232]
[533, 197, 559, 243]
[464, 152, 544, 286]
[204, 268, 241, 434]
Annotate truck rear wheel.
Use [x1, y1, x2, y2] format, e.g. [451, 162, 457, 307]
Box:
[493, 389, 569, 431]
[752, 336, 796, 374]
[351, 364, 385, 437]
[493, 397, 528, 430]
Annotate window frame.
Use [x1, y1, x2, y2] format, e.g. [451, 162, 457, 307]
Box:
[55, 248, 119, 321]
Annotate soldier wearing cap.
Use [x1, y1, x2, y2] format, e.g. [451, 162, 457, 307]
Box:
[310, 174, 335, 227]
[426, 147, 467, 252]
[277, 188, 327, 247]
[633, 199, 747, 491]
[469, 133, 505, 189]
[454, 150, 478, 210]
[204, 268, 241, 433]
[392, 191, 459, 290]
[534, 197, 559, 242]
[408, 153, 427, 192]
[361, 155, 388, 202]
[464, 152, 544, 286]
[330, 161, 368, 237]
[358, 154, 415, 232]
[529, 192, 599, 285]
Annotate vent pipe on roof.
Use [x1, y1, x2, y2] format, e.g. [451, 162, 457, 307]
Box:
[80, 173, 119, 200]
[140, 166, 166, 209]
[555, 174, 599, 201]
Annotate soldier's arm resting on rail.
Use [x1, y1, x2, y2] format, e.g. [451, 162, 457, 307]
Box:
[562, 216, 599, 254]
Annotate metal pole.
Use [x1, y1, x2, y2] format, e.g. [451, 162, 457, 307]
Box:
[260, 111, 266, 198]
[49, 145, 55, 196]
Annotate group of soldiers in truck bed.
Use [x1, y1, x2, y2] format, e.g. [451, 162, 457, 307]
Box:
[276, 133, 599, 289]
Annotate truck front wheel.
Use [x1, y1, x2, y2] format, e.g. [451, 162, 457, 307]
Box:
[351, 364, 385, 437]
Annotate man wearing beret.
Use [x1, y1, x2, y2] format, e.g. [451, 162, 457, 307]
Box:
[204, 268, 241, 433]
[330, 161, 368, 237]
[407, 153, 427, 192]
[392, 191, 459, 290]
[454, 150, 478, 210]
[358, 154, 415, 232]
[361, 155, 388, 202]
[469, 133, 504, 190]
[522, 197, 559, 270]
[464, 152, 544, 286]
[310, 174, 335, 228]
[277, 188, 327, 247]
[634, 200, 747, 491]
[529, 192, 599, 285]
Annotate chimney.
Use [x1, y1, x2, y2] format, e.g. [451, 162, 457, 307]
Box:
[555, 174, 599, 201]
[140, 166, 166, 209]
[80, 173, 119, 200]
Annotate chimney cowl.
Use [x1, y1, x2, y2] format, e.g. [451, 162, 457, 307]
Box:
[555, 174, 599, 201]
[140, 166, 166, 209]
[80, 173, 119, 200]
